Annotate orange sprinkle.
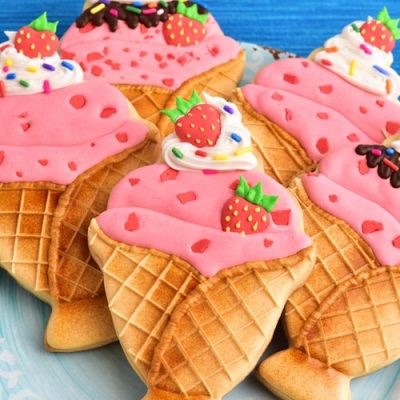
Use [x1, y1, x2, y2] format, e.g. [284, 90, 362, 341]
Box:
[325, 46, 339, 53]
[386, 79, 393, 94]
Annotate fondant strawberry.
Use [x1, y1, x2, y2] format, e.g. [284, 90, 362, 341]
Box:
[360, 7, 400, 53]
[163, 2, 208, 47]
[14, 13, 59, 59]
[162, 91, 222, 148]
[221, 177, 278, 236]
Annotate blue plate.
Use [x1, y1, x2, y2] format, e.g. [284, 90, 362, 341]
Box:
[1, 43, 400, 400]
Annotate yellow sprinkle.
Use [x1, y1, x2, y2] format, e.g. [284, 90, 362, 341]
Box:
[243, 206, 248, 212]
[248, 215, 253, 222]
[189, 21, 193, 27]
[202, 114, 207, 119]
[240, 231, 246, 237]
[194, 29, 198, 34]
[20, 29, 24, 35]
[195, 139, 201, 144]
[41, 33, 46, 40]
[170, 33, 175, 39]
[186, 134, 191, 138]
[4, 58, 13, 67]
[235, 146, 253, 156]
[16, 38, 22, 44]
[211, 124, 216, 131]
[234, 199, 240, 204]
[361, 29, 366, 35]
[233, 210, 239, 216]
[225, 216, 231, 222]
[90, 3, 106, 14]
[194, 40, 199, 45]
[30, 43, 36, 50]
[26, 66, 38, 73]
[349, 60, 357, 76]
[177, 122, 182, 127]
[166, 24, 172, 30]
[255, 207, 261, 213]
[253, 222, 259, 231]
[51, 35, 56, 41]
[190, 123, 195, 128]
[262, 215, 267, 222]
[26, 32, 31, 39]
[186, 37, 191, 44]
[235, 221, 241, 229]
[370, 36, 376, 42]
[225, 227, 231, 232]
[213, 154, 228, 161]
[228, 205, 233, 210]
[200, 127, 205, 132]
[46, 45, 51, 51]
[207, 139, 214, 146]
[372, 26, 377, 31]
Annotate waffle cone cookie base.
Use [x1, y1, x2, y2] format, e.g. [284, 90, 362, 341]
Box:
[0, 183, 64, 304]
[258, 177, 400, 400]
[46, 125, 160, 352]
[231, 90, 313, 186]
[89, 219, 315, 397]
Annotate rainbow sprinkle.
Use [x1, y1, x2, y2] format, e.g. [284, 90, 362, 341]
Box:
[61, 61, 75, 71]
[213, 154, 228, 161]
[4, 58, 13, 67]
[223, 105, 234, 114]
[90, 3, 106, 14]
[26, 66, 38, 73]
[19, 80, 29, 88]
[5, 73, 16, 80]
[126, 5, 141, 14]
[0, 80, 6, 97]
[230, 133, 242, 143]
[371, 149, 382, 156]
[172, 147, 184, 159]
[349, 60, 357, 76]
[43, 80, 51, 94]
[373, 65, 390, 77]
[360, 43, 372, 55]
[383, 158, 399, 171]
[42, 63, 56, 71]
[235, 146, 253, 156]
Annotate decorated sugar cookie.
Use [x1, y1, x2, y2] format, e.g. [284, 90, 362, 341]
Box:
[232, 7, 400, 185]
[259, 141, 400, 400]
[0, 14, 160, 352]
[88, 92, 315, 399]
[60, 0, 245, 136]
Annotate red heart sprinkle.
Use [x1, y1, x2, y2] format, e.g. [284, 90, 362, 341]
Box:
[386, 121, 400, 135]
[191, 239, 211, 254]
[347, 133, 359, 142]
[271, 210, 291, 226]
[129, 178, 140, 186]
[125, 213, 140, 232]
[317, 112, 329, 120]
[116, 132, 128, 143]
[177, 191, 197, 204]
[160, 167, 179, 182]
[362, 220, 384, 234]
[70, 95, 86, 109]
[68, 162, 77, 171]
[271, 92, 283, 101]
[283, 73, 299, 84]
[319, 85, 333, 94]
[38, 159, 48, 166]
[316, 138, 329, 154]
[392, 236, 400, 248]
[358, 159, 369, 175]
[162, 78, 174, 87]
[100, 107, 117, 118]
[328, 194, 338, 203]
[264, 238, 274, 248]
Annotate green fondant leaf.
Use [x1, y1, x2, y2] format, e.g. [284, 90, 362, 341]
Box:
[377, 6, 390, 24]
[247, 183, 263, 204]
[176, 0, 209, 24]
[189, 90, 203, 108]
[29, 12, 59, 33]
[260, 195, 279, 213]
[236, 176, 250, 198]
[176, 96, 191, 114]
[160, 108, 183, 123]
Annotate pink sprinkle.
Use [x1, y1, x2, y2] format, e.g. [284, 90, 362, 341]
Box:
[203, 169, 219, 175]
[142, 8, 157, 14]
[2, 66, 9, 72]
[371, 149, 382, 156]
[43, 80, 51, 94]
[109, 8, 118, 17]
[360, 44, 372, 55]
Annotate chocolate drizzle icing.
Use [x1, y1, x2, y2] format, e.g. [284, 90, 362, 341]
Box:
[76, 1, 208, 32]
[356, 144, 400, 188]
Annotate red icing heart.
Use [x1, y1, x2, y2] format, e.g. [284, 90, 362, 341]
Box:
[101, 107, 117, 118]
[38, 159, 48, 166]
[316, 138, 329, 154]
[125, 213, 140, 232]
[191, 239, 211, 254]
[376, 99, 385, 108]
[129, 178, 140, 186]
[116, 132, 128, 143]
[264, 238, 274, 248]
[61, 50, 76, 59]
[160, 167, 179, 182]
[162, 78, 174, 87]
[359, 106, 368, 114]
[68, 162, 77, 171]
[130, 60, 138, 67]
[70, 95, 86, 109]
[79, 23, 95, 33]
[285, 108, 293, 121]
[392, 236, 400, 248]
[301, 61, 309, 68]
[16, 171, 23, 178]
[328, 194, 338, 203]
[347, 133, 359, 142]
[271, 210, 291, 226]
[91, 65, 103, 77]
[177, 191, 197, 204]
[0, 152, 4, 165]
[283, 73, 299, 84]
[21, 123, 31, 132]
[319, 85, 333, 94]
[386, 121, 400, 135]
[358, 160, 369, 175]
[87, 52, 104, 62]
[362, 220, 384, 234]
[317, 112, 329, 120]
[272, 92, 283, 101]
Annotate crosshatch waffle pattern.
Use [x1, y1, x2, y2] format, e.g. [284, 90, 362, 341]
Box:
[52, 135, 160, 307]
[285, 178, 400, 377]
[158, 50, 246, 137]
[88, 221, 314, 399]
[89, 222, 206, 382]
[147, 248, 315, 399]
[231, 90, 313, 186]
[0, 183, 64, 303]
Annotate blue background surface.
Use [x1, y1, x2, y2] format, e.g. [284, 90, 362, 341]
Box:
[1, 2, 400, 400]
[0, 1, 399, 69]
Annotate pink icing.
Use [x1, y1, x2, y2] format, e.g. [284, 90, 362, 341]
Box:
[60, 16, 241, 90]
[302, 146, 400, 266]
[0, 81, 149, 185]
[97, 164, 312, 277]
[242, 58, 400, 161]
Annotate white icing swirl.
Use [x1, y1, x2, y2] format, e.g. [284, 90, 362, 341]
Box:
[314, 21, 400, 101]
[0, 38, 83, 96]
[163, 93, 258, 172]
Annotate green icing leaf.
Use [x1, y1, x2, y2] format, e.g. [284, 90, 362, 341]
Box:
[235, 176, 279, 212]
[377, 7, 390, 24]
[161, 90, 204, 123]
[176, 0, 209, 24]
[29, 12, 59, 33]
[236, 176, 250, 198]
[377, 7, 400, 40]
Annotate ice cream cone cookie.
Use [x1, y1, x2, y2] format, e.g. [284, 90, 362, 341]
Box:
[88, 92, 316, 398]
[60, 0, 245, 137]
[232, 7, 400, 186]
[0, 13, 160, 352]
[259, 143, 400, 400]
